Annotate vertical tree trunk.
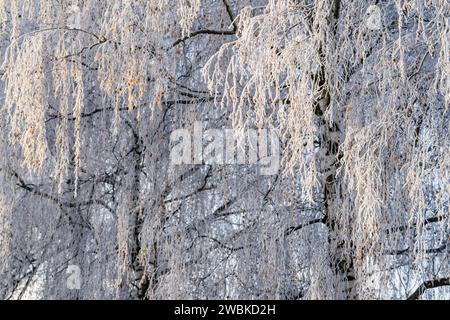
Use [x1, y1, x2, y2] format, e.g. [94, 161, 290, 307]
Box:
[315, 71, 356, 299]
[313, 0, 356, 299]
[126, 115, 149, 299]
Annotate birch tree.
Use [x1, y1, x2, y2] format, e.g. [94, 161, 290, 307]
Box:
[0, 0, 448, 300]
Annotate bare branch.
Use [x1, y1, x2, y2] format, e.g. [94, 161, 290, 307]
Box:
[407, 278, 450, 300]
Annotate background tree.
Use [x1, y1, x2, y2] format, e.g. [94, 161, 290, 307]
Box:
[0, 0, 448, 300]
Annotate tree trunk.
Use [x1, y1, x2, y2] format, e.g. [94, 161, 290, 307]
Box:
[312, 0, 357, 300]
[126, 115, 148, 299]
